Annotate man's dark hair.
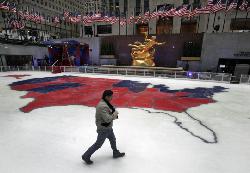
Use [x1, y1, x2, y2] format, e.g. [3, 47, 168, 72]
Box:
[102, 90, 115, 115]
[102, 90, 113, 99]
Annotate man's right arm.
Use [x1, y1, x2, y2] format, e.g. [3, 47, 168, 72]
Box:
[100, 107, 117, 123]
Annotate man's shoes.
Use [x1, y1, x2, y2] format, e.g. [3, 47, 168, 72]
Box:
[82, 155, 93, 165]
[113, 150, 125, 158]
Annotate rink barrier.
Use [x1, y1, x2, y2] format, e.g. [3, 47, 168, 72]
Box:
[1, 65, 250, 85]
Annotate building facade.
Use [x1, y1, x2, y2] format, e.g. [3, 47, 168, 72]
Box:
[1, 0, 249, 40]
[80, 0, 250, 37]
[0, 0, 85, 41]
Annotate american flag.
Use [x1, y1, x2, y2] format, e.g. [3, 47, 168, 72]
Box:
[82, 17, 92, 25]
[134, 13, 143, 24]
[248, 1, 250, 11]
[109, 16, 118, 24]
[162, 7, 176, 17]
[207, 0, 217, 7]
[120, 17, 127, 26]
[81, 14, 91, 25]
[183, 4, 193, 17]
[18, 10, 24, 18]
[64, 11, 70, 18]
[128, 14, 135, 24]
[187, 5, 199, 18]
[10, 19, 24, 29]
[144, 11, 150, 21]
[227, 0, 238, 12]
[53, 16, 60, 24]
[206, 0, 218, 12]
[68, 12, 78, 23]
[9, 2, 16, 13]
[156, 4, 169, 18]
[211, 0, 227, 13]
[34, 13, 40, 22]
[24, 11, 31, 20]
[239, 0, 248, 11]
[102, 15, 110, 23]
[175, 4, 193, 17]
[0, 0, 9, 10]
[194, 4, 211, 14]
[39, 15, 45, 23]
[150, 9, 159, 19]
[91, 13, 106, 23]
[77, 13, 82, 21]
[174, 5, 189, 17]
[160, 4, 174, 17]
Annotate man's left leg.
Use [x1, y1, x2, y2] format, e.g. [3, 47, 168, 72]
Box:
[107, 128, 125, 158]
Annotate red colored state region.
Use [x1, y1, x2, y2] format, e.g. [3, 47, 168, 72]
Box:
[3, 74, 31, 79]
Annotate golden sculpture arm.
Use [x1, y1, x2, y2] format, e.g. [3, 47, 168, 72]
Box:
[156, 42, 166, 45]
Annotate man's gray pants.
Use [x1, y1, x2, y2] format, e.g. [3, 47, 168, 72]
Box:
[83, 128, 117, 158]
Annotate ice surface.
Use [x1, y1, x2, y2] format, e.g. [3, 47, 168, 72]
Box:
[0, 71, 250, 173]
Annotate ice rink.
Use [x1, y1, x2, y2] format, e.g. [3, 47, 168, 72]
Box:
[0, 71, 250, 173]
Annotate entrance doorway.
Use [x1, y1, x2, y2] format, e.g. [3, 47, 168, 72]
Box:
[217, 58, 250, 74]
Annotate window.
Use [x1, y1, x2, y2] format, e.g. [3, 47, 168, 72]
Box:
[84, 26, 93, 35]
[181, 21, 197, 33]
[193, 0, 200, 4]
[144, 0, 149, 13]
[115, 0, 119, 8]
[230, 18, 250, 31]
[109, 0, 114, 13]
[136, 23, 148, 35]
[157, 17, 173, 34]
[135, 0, 141, 16]
[97, 24, 112, 34]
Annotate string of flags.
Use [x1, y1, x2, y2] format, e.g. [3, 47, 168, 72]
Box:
[0, 0, 250, 29]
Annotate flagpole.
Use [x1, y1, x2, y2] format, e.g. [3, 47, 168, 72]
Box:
[125, 10, 128, 36]
[71, 21, 73, 38]
[60, 17, 62, 38]
[118, 8, 120, 35]
[15, 3, 20, 38]
[206, 13, 210, 32]
[148, 9, 150, 35]
[197, 14, 201, 33]
[133, 7, 135, 35]
[65, 20, 67, 38]
[244, 11, 249, 31]
[212, 12, 217, 31]
[222, 0, 229, 32]
[233, 0, 239, 33]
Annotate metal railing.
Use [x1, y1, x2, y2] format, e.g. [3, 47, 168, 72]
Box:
[1, 65, 250, 85]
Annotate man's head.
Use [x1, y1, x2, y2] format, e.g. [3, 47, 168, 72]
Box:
[102, 90, 113, 102]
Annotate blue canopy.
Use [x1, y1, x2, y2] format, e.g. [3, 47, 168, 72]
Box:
[42, 40, 55, 45]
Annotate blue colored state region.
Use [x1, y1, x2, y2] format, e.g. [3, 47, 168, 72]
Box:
[28, 83, 82, 93]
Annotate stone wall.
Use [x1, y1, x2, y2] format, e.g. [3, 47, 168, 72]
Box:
[201, 32, 250, 72]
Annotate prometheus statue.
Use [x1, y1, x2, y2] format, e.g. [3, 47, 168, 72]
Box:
[128, 33, 165, 66]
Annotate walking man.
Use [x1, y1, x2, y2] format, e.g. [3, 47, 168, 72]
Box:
[82, 90, 125, 164]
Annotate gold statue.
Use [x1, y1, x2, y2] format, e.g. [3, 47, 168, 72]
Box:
[128, 33, 165, 66]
